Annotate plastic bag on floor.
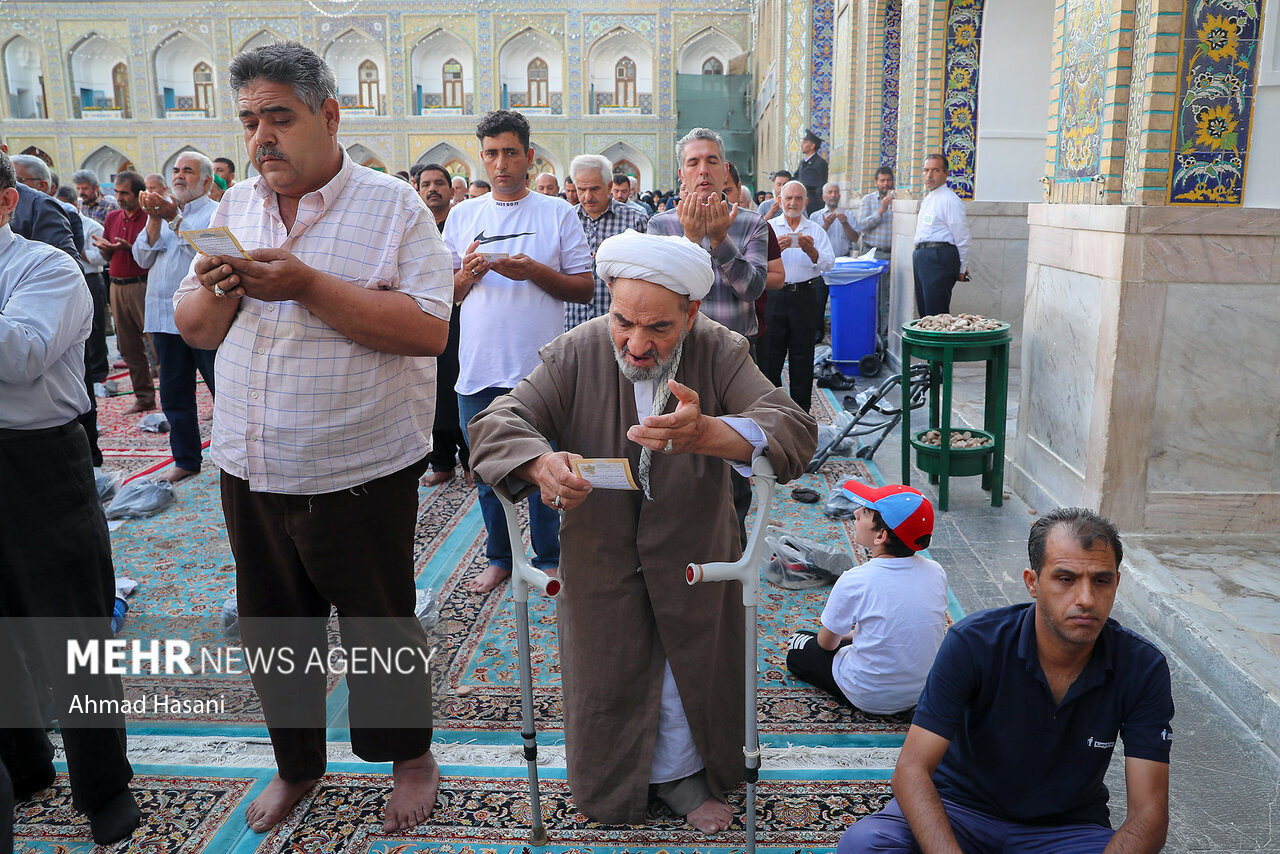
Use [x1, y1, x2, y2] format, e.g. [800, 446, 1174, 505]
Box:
[824, 478, 866, 520]
[221, 597, 239, 641]
[105, 479, 175, 520]
[815, 412, 857, 458]
[95, 469, 124, 502]
[416, 588, 441, 634]
[764, 530, 855, 590]
[137, 413, 169, 433]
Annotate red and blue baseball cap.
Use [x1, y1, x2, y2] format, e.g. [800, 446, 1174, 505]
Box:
[839, 480, 934, 551]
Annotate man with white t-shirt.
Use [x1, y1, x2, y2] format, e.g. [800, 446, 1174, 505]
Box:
[786, 482, 948, 715]
[443, 109, 593, 594]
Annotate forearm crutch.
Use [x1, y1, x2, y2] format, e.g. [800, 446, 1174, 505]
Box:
[497, 491, 562, 846]
[685, 456, 778, 854]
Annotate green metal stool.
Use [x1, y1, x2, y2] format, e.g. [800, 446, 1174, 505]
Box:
[899, 322, 1011, 511]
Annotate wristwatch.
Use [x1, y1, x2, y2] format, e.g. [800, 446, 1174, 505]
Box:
[169, 213, 183, 233]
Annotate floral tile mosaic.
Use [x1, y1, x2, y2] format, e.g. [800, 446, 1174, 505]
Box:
[811, 0, 836, 147]
[941, 0, 983, 199]
[1168, 0, 1264, 205]
[880, 0, 902, 169]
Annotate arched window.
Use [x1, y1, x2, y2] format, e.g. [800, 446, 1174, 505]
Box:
[613, 160, 638, 182]
[615, 56, 636, 108]
[528, 57, 548, 107]
[358, 59, 379, 111]
[702, 56, 724, 75]
[112, 62, 130, 117]
[526, 156, 554, 183]
[193, 62, 214, 116]
[443, 158, 469, 181]
[443, 58, 463, 108]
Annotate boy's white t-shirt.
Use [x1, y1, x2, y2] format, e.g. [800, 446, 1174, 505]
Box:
[442, 190, 593, 395]
[820, 554, 949, 714]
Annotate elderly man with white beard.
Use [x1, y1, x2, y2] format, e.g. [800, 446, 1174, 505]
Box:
[132, 151, 220, 481]
[468, 230, 816, 833]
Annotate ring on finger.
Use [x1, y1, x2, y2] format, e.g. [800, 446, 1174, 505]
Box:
[552, 494, 563, 509]
[664, 438, 674, 453]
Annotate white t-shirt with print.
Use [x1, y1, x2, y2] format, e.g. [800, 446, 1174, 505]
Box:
[820, 554, 949, 714]
[443, 190, 592, 394]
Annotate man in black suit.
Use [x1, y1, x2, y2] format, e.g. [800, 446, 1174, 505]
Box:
[794, 129, 829, 215]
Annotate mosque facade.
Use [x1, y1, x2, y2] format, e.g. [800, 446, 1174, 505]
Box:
[753, 0, 1279, 536]
[0, 0, 754, 190]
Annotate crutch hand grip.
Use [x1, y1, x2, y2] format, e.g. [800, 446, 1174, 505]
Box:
[517, 564, 561, 599]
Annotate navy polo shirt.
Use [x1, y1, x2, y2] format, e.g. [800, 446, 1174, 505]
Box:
[913, 602, 1173, 827]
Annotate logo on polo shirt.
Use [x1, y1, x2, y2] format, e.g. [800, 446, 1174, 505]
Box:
[1160, 728, 1173, 743]
[1085, 736, 1116, 749]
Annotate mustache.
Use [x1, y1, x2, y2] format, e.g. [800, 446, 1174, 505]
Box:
[622, 342, 659, 361]
[255, 146, 287, 162]
[424, 191, 443, 200]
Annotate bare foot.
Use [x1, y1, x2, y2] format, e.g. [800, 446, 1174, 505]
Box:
[420, 469, 454, 487]
[542, 566, 559, 579]
[466, 564, 511, 594]
[383, 750, 441, 832]
[463, 469, 474, 486]
[686, 795, 733, 835]
[158, 466, 198, 483]
[124, 401, 156, 414]
[244, 773, 318, 833]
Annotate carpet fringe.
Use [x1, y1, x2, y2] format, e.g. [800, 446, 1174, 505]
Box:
[72, 734, 898, 771]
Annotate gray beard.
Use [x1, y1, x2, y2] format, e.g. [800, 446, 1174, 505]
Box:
[612, 329, 687, 384]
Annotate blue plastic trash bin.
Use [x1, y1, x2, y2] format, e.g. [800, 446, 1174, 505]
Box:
[824, 259, 887, 374]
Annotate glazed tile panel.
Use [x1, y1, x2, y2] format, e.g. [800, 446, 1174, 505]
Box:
[1168, 0, 1264, 205]
[941, 0, 983, 200]
[1054, 0, 1110, 182]
[880, 0, 902, 168]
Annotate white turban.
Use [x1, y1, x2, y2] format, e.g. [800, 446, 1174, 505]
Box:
[594, 229, 715, 300]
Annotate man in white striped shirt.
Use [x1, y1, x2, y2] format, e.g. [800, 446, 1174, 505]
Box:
[173, 41, 451, 836]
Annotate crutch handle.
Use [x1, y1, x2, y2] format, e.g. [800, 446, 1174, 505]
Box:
[497, 491, 563, 603]
[685, 456, 776, 606]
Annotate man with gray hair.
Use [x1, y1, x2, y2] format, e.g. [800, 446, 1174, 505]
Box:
[648, 127, 770, 542]
[565, 152, 647, 330]
[12, 154, 85, 260]
[131, 151, 219, 482]
[172, 40, 452, 835]
[72, 169, 117, 224]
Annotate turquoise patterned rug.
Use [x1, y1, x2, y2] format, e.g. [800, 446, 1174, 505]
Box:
[12, 762, 888, 853]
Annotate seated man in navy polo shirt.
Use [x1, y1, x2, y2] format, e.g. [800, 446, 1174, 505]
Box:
[840, 507, 1173, 854]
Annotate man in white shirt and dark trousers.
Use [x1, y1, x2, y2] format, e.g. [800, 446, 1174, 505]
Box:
[443, 109, 594, 595]
[133, 151, 220, 482]
[764, 180, 834, 413]
[912, 154, 971, 316]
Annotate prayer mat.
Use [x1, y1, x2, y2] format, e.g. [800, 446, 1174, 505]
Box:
[12, 765, 262, 853]
[252, 767, 890, 854]
[421, 456, 951, 746]
[93, 370, 214, 457]
[107, 469, 476, 734]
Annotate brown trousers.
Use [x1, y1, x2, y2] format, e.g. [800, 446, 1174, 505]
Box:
[108, 280, 154, 407]
[221, 457, 433, 781]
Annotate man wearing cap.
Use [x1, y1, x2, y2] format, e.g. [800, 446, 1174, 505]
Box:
[840, 507, 1173, 854]
[786, 482, 947, 715]
[468, 230, 817, 833]
[794, 130, 828, 215]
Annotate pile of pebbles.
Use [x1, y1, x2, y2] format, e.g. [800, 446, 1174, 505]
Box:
[912, 313, 1003, 332]
[920, 429, 991, 449]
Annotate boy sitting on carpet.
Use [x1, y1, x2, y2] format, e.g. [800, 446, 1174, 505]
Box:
[786, 483, 948, 715]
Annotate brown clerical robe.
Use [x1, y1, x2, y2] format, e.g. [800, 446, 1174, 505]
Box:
[468, 314, 817, 823]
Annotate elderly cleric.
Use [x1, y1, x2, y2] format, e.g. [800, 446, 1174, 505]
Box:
[468, 230, 817, 832]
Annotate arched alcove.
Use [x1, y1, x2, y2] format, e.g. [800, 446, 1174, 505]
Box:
[677, 27, 742, 76]
[4, 36, 48, 118]
[598, 140, 654, 190]
[238, 30, 284, 54]
[587, 28, 654, 114]
[81, 144, 134, 183]
[414, 141, 476, 180]
[498, 29, 563, 113]
[346, 142, 387, 171]
[324, 30, 386, 115]
[154, 32, 216, 117]
[410, 29, 475, 115]
[69, 34, 129, 118]
[525, 146, 563, 183]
